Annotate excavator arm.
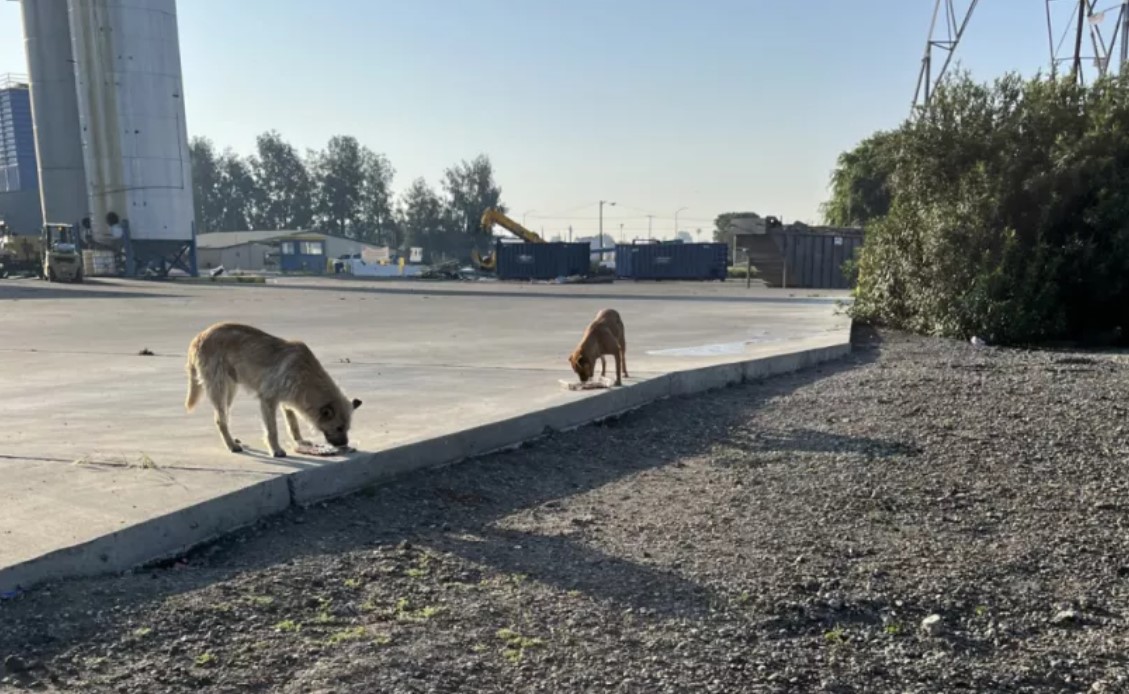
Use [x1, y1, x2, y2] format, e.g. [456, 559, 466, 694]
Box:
[472, 208, 546, 270]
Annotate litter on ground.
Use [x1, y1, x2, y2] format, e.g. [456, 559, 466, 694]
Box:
[559, 376, 615, 391]
[296, 441, 354, 456]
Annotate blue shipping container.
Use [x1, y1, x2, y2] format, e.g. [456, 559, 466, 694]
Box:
[495, 241, 590, 280]
[615, 242, 728, 280]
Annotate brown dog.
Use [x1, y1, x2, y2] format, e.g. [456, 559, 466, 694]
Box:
[568, 309, 629, 386]
[185, 322, 361, 457]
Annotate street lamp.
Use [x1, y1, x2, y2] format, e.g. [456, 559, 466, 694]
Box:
[674, 207, 688, 237]
[599, 200, 616, 262]
[619, 223, 624, 243]
[522, 210, 536, 227]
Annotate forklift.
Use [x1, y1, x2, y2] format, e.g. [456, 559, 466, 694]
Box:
[41, 223, 84, 283]
[0, 220, 43, 278]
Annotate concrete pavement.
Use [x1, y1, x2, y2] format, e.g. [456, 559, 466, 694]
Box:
[0, 277, 851, 593]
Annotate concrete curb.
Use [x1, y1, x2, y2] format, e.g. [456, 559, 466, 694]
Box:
[0, 337, 851, 595]
[0, 477, 290, 595]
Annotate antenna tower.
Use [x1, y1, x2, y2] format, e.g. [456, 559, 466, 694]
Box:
[912, 0, 981, 113]
[1045, 0, 1129, 84]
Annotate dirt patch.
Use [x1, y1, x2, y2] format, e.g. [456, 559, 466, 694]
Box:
[3, 328, 1129, 692]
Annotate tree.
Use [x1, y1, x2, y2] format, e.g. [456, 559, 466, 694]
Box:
[820, 130, 901, 228]
[359, 150, 397, 247]
[712, 212, 764, 245]
[311, 136, 367, 239]
[189, 137, 223, 233]
[850, 70, 1129, 345]
[214, 150, 258, 232]
[441, 154, 505, 238]
[249, 130, 313, 231]
[397, 177, 449, 262]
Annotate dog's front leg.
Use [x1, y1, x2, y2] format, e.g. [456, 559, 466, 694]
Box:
[260, 398, 287, 457]
[284, 407, 312, 446]
[613, 350, 623, 386]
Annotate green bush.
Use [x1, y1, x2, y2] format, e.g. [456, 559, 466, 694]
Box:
[845, 70, 1129, 345]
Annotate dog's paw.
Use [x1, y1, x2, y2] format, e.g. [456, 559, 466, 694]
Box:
[229, 444, 244, 453]
[272, 450, 288, 458]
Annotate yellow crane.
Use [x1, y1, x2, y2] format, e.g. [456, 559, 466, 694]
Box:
[472, 207, 545, 271]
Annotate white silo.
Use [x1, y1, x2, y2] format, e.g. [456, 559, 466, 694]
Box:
[20, 0, 90, 229]
[67, 0, 196, 276]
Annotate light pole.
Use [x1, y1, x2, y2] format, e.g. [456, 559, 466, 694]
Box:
[522, 210, 536, 228]
[646, 214, 654, 240]
[674, 207, 688, 237]
[619, 223, 624, 243]
[599, 200, 616, 262]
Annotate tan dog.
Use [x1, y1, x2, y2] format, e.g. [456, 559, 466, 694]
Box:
[185, 322, 361, 457]
[569, 308, 629, 386]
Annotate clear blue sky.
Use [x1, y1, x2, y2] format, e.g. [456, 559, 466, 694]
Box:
[0, 1, 1069, 237]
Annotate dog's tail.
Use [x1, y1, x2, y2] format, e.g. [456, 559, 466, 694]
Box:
[185, 358, 202, 412]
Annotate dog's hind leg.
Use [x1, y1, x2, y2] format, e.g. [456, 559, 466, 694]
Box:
[284, 407, 311, 446]
[613, 350, 623, 386]
[620, 337, 629, 379]
[600, 355, 607, 377]
[260, 398, 286, 458]
[206, 380, 242, 453]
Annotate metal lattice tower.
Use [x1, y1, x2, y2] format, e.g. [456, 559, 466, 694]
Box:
[1045, 0, 1129, 84]
[912, 0, 981, 113]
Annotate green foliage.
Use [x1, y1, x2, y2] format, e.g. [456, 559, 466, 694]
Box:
[712, 212, 762, 245]
[821, 130, 900, 227]
[845, 70, 1129, 344]
[188, 134, 506, 262]
[250, 130, 314, 231]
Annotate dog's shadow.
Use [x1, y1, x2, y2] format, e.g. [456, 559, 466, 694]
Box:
[234, 442, 356, 470]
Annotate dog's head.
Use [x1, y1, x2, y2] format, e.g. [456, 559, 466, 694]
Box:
[569, 351, 594, 383]
[313, 396, 362, 447]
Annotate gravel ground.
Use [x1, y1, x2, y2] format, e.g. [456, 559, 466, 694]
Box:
[4, 327, 1129, 693]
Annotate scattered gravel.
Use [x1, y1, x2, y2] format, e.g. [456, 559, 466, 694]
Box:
[3, 327, 1129, 693]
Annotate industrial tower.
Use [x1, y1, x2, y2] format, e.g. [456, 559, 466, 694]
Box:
[912, 0, 1129, 113]
[19, 0, 197, 277]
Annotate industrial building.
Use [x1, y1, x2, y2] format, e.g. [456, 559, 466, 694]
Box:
[0, 73, 42, 233]
[16, 0, 197, 276]
[196, 230, 387, 274]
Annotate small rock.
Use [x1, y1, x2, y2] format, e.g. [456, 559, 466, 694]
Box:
[1051, 609, 1080, 626]
[920, 614, 943, 637]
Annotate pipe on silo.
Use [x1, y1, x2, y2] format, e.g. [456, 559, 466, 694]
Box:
[20, 0, 90, 229]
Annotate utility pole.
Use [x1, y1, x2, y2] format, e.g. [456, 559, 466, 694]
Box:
[599, 200, 616, 262]
[1072, 0, 1086, 83]
[568, 225, 573, 243]
[619, 223, 624, 243]
[647, 215, 654, 240]
[1122, 0, 1129, 69]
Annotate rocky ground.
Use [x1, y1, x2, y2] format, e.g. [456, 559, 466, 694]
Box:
[4, 327, 1129, 693]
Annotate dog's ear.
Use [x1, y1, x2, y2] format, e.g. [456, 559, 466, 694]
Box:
[352, 398, 362, 410]
[319, 404, 336, 421]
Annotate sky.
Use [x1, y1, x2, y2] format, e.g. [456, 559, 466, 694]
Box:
[0, 1, 1085, 239]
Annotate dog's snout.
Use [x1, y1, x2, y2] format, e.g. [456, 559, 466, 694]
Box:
[326, 432, 349, 447]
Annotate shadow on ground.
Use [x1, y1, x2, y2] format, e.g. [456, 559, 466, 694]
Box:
[0, 280, 173, 301]
[268, 281, 845, 306]
[0, 326, 887, 659]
